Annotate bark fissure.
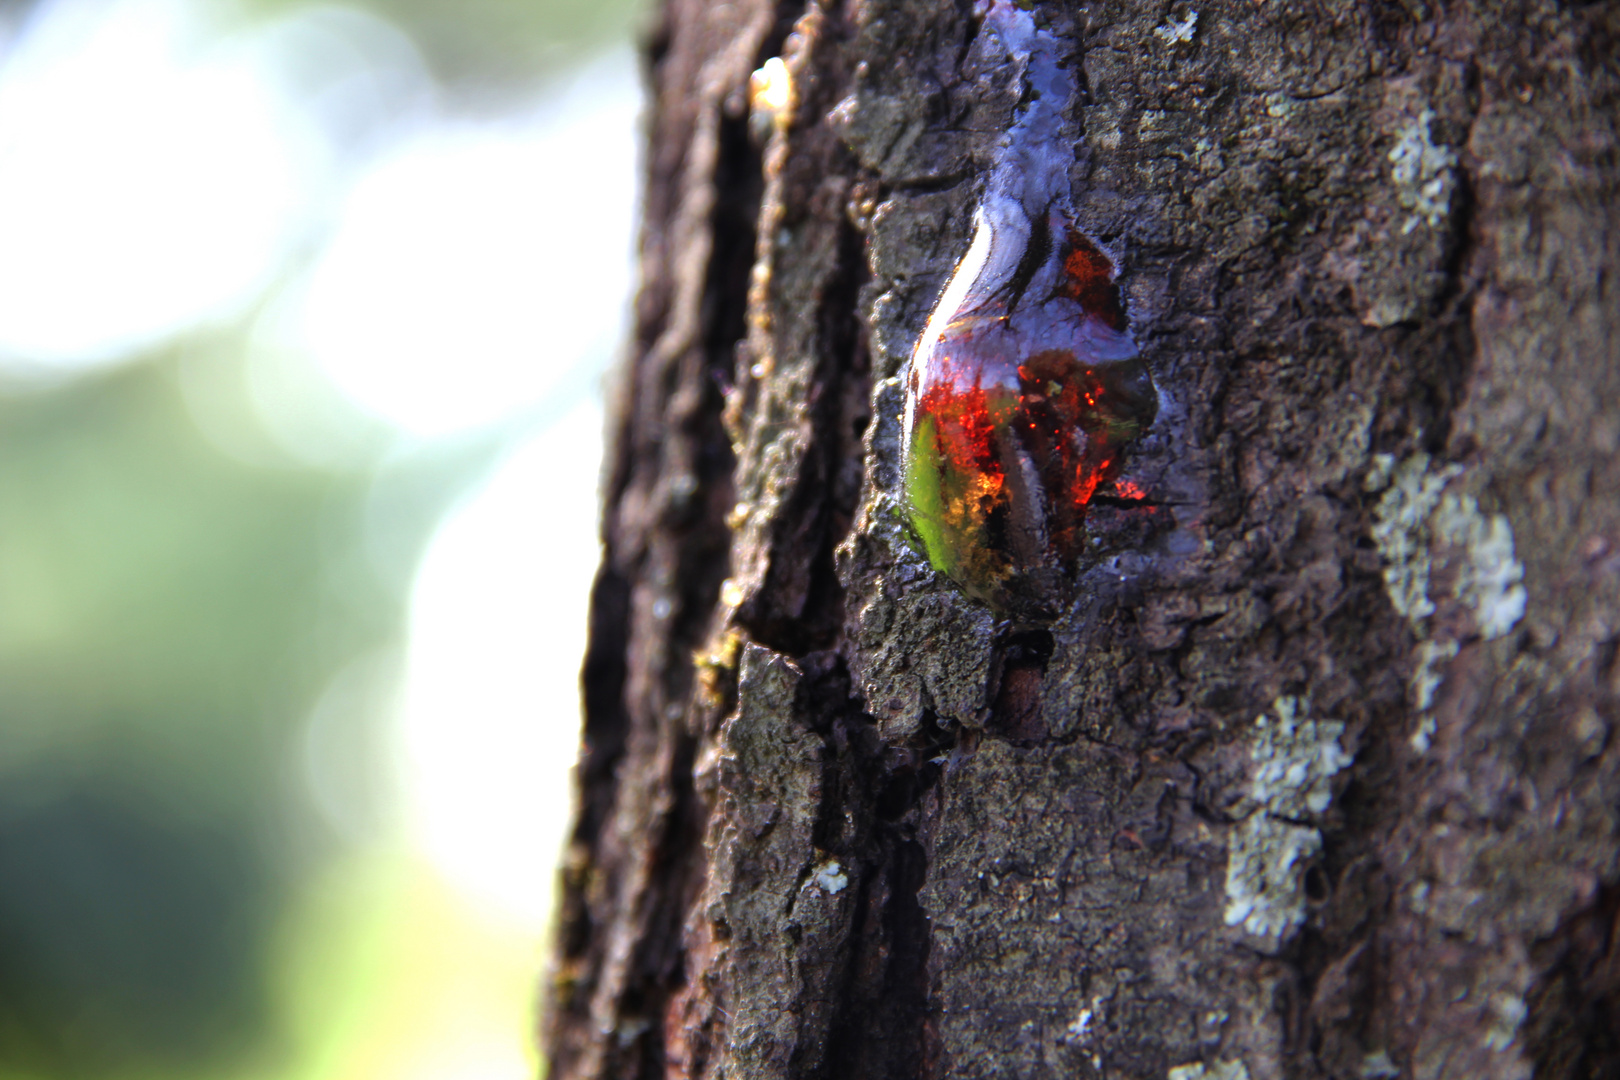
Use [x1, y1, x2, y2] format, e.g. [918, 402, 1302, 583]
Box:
[544, 0, 784, 1072]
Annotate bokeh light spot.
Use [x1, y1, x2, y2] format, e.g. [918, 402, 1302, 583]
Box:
[0, 0, 320, 374]
[294, 50, 638, 437]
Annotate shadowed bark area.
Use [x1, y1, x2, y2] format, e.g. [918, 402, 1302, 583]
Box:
[542, 1, 1620, 1078]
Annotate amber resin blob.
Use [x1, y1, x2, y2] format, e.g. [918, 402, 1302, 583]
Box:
[900, 2, 1157, 619]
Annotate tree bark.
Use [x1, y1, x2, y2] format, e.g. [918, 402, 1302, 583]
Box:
[542, 1, 1620, 1078]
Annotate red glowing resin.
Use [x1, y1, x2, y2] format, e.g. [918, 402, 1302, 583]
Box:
[901, 211, 1157, 617]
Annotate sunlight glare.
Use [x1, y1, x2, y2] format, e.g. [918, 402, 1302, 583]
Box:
[0, 0, 320, 374]
[395, 401, 604, 927]
[295, 50, 639, 437]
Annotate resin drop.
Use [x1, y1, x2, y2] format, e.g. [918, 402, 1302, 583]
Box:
[899, 2, 1157, 618]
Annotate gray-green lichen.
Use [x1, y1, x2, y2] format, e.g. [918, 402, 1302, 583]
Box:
[1224, 814, 1321, 944]
[1368, 453, 1527, 751]
[1411, 639, 1459, 712]
[1337, 90, 1462, 328]
[1246, 696, 1355, 817]
[1224, 697, 1352, 948]
[1369, 452, 1460, 622]
[1387, 108, 1457, 234]
[1432, 492, 1527, 640]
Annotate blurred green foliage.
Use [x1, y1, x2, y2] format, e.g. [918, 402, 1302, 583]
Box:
[0, 0, 645, 1074]
[0, 353, 484, 1077]
[235, 0, 649, 88]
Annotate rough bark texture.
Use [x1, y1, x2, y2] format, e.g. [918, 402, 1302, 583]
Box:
[543, 1, 1620, 1078]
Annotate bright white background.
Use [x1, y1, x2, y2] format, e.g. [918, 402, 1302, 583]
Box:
[0, 0, 640, 1075]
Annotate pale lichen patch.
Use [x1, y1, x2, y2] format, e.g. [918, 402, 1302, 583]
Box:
[1224, 698, 1352, 947]
[1153, 10, 1199, 45]
[1246, 696, 1355, 817]
[1168, 1059, 1250, 1080]
[811, 857, 848, 895]
[1410, 639, 1459, 751]
[1412, 639, 1459, 713]
[1409, 715, 1436, 755]
[1433, 492, 1527, 640]
[1371, 453, 1460, 622]
[1388, 108, 1457, 233]
[1368, 454, 1526, 750]
[1224, 814, 1321, 942]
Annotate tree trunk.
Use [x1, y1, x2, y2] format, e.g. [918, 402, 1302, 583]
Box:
[542, 1, 1620, 1078]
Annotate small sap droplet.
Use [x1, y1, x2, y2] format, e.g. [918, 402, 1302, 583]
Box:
[749, 57, 793, 118]
[900, 204, 1157, 617]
